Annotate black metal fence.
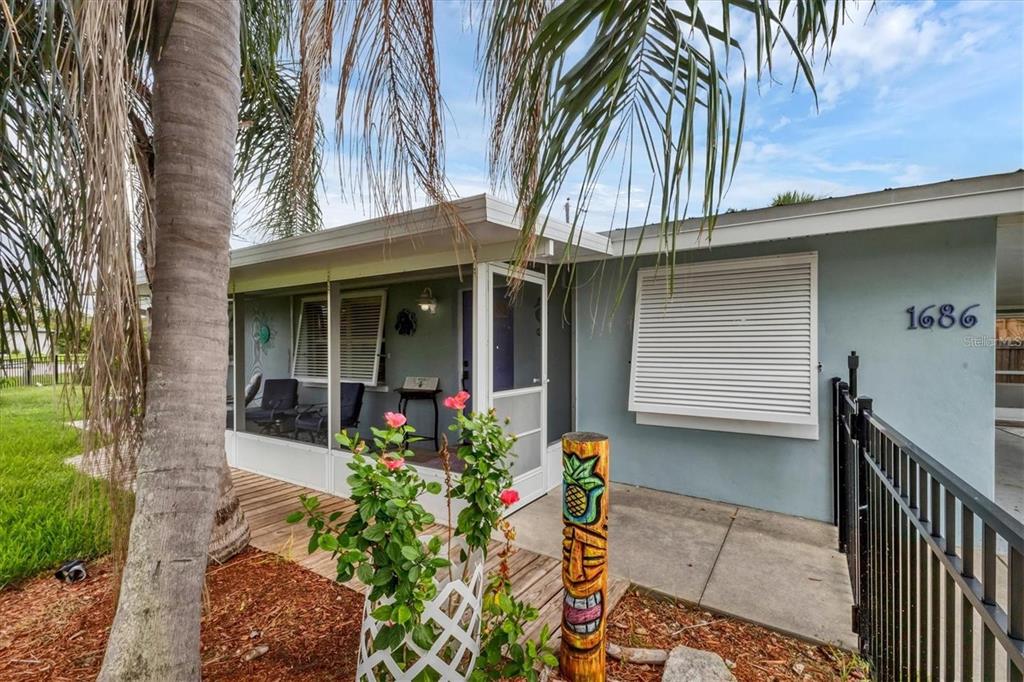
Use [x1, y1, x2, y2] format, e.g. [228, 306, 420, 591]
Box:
[834, 351, 1024, 680]
[0, 355, 78, 388]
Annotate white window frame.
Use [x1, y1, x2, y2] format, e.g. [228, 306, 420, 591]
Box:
[337, 288, 388, 387]
[628, 252, 819, 440]
[292, 295, 329, 384]
[291, 289, 387, 387]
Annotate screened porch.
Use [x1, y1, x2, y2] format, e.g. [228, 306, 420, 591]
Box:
[223, 265, 574, 513]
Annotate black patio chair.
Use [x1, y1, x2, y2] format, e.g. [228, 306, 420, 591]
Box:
[245, 378, 299, 434]
[226, 372, 262, 428]
[293, 382, 365, 444]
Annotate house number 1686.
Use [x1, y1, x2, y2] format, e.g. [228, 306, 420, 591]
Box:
[906, 304, 979, 330]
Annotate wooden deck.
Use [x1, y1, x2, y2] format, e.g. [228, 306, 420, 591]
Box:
[232, 467, 629, 646]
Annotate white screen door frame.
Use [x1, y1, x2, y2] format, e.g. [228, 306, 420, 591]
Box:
[472, 262, 548, 510]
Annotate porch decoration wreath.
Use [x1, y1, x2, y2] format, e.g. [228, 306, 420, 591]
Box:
[288, 391, 557, 681]
[395, 308, 417, 336]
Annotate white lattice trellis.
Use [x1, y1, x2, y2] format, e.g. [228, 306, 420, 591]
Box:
[356, 550, 485, 681]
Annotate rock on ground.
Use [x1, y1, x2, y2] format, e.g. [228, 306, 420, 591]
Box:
[661, 645, 736, 682]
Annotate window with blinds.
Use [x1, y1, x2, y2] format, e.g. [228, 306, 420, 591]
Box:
[337, 291, 387, 385]
[628, 252, 818, 439]
[293, 298, 328, 382]
[292, 290, 387, 386]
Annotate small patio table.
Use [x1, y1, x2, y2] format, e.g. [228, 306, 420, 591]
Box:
[395, 387, 441, 448]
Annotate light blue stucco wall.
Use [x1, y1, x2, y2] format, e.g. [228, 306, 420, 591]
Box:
[575, 218, 997, 521]
[357, 276, 467, 439]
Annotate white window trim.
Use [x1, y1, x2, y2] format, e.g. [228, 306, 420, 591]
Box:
[291, 289, 388, 387]
[292, 295, 328, 385]
[337, 288, 387, 387]
[628, 252, 819, 440]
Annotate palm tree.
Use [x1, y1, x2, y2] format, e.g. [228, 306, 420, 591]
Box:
[1, 0, 851, 677]
[772, 190, 823, 206]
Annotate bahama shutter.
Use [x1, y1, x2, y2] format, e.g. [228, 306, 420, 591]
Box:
[628, 252, 818, 431]
[292, 297, 329, 382]
[338, 290, 387, 386]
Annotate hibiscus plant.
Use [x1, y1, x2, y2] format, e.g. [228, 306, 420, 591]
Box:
[289, 393, 554, 676]
[287, 413, 449, 653]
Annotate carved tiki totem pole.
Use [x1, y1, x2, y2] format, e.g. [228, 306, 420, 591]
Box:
[560, 432, 610, 679]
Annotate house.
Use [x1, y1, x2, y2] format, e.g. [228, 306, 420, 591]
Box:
[218, 170, 1024, 523]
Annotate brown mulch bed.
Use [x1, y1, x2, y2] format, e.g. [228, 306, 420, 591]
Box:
[1, 551, 867, 681]
[603, 589, 868, 681]
[0, 547, 364, 681]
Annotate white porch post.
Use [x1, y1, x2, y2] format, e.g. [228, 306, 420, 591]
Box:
[472, 263, 490, 409]
[327, 280, 342, 449]
[231, 295, 245, 436]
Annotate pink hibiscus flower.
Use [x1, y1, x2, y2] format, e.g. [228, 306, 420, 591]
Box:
[384, 411, 407, 428]
[499, 489, 520, 506]
[383, 457, 406, 471]
[443, 390, 471, 410]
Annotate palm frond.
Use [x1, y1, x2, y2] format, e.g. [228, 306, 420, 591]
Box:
[235, 0, 323, 239]
[73, 0, 151, 526]
[478, 0, 550, 198]
[481, 0, 849, 274]
[331, 0, 452, 216]
[0, 0, 81, 357]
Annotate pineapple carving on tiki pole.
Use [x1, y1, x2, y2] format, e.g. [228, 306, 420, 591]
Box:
[560, 433, 610, 680]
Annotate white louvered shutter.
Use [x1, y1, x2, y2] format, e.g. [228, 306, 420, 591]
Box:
[338, 290, 387, 385]
[293, 298, 329, 381]
[628, 253, 817, 427]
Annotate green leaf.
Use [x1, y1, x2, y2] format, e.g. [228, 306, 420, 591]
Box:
[373, 624, 403, 652]
[371, 604, 393, 621]
[362, 524, 386, 542]
[425, 481, 442, 495]
[318, 534, 339, 552]
[412, 623, 435, 650]
[401, 545, 420, 561]
[285, 510, 304, 524]
[396, 604, 412, 624]
[356, 563, 374, 584]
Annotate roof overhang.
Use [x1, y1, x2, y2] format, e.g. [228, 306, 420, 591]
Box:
[605, 171, 1024, 256]
[228, 194, 612, 293]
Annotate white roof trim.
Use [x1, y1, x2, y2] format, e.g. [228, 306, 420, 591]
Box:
[219, 171, 1021, 285]
[609, 172, 1024, 256]
[229, 194, 613, 271]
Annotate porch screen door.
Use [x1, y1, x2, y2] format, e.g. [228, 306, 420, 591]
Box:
[475, 263, 547, 507]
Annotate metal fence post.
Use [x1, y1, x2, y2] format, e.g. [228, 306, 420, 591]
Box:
[848, 351, 859, 398]
[835, 379, 850, 553]
[856, 395, 873, 655]
[832, 377, 842, 537]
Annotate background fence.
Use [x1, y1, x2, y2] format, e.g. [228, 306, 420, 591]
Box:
[0, 355, 79, 389]
[834, 351, 1024, 680]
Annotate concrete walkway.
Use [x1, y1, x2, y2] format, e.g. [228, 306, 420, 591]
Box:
[508, 483, 857, 650]
[997, 426, 1024, 523]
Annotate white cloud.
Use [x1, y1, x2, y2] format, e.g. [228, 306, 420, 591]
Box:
[255, 0, 1020, 247]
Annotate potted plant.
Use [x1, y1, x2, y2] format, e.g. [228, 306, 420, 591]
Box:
[289, 392, 556, 681]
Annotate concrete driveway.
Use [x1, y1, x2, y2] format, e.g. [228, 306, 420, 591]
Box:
[507, 482, 857, 650]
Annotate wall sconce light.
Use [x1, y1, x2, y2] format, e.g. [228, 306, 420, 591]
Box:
[417, 287, 438, 314]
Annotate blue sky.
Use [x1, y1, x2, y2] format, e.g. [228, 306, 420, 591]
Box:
[298, 0, 1024, 237]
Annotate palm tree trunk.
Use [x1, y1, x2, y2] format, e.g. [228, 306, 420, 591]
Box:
[209, 461, 250, 563]
[99, 0, 241, 678]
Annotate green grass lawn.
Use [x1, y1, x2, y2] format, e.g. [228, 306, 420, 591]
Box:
[0, 385, 111, 587]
